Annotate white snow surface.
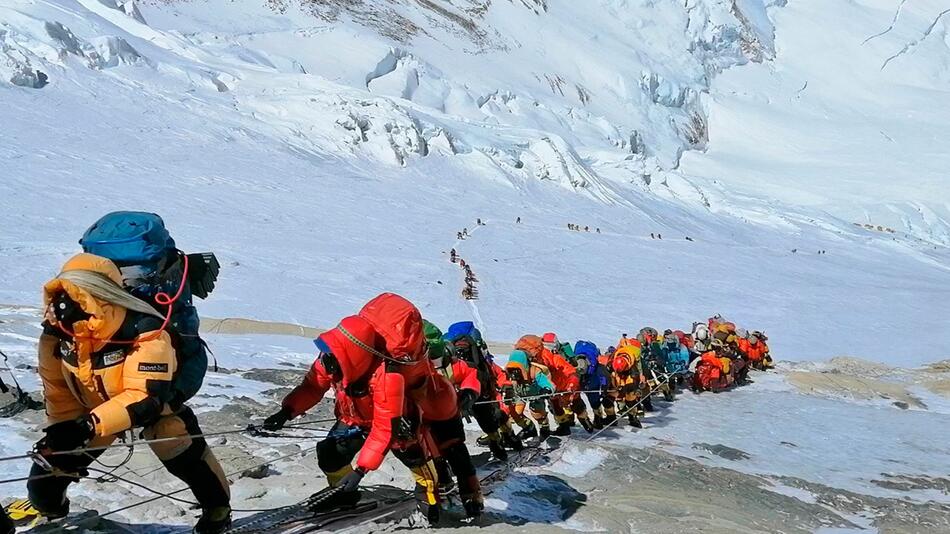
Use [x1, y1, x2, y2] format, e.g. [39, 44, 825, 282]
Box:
[1, 0, 949, 528]
[0, 0, 948, 364]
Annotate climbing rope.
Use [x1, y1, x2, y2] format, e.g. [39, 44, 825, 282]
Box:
[60, 446, 320, 530]
[473, 388, 617, 406]
[583, 372, 674, 443]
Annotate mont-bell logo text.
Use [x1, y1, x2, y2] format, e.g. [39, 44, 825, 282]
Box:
[138, 362, 169, 373]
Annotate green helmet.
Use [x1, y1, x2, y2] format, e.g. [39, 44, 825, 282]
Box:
[423, 320, 451, 365]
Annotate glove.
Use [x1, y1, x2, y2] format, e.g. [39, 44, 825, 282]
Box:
[336, 467, 365, 492]
[458, 389, 477, 417]
[44, 416, 95, 452]
[186, 252, 220, 300]
[263, 407, 292, 431]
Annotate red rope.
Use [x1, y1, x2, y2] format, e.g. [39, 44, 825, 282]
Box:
[54, 253, 189, 345]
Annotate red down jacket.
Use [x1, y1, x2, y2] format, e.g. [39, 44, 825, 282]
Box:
[439, 359, 481, 396]
[284, 294, 459, 472]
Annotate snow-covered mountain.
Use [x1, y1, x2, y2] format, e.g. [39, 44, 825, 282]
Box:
[1, 0, 948, 364]
[2, 0, 950, 531]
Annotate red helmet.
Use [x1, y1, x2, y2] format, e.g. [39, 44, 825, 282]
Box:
[612, 354, 633, 374]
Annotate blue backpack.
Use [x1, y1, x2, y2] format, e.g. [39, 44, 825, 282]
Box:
[81, 212, 219, 300]
[80, 212, 219, 405]
[444, 321, 485, 346]
[573, 340, 599, 360]
[573, 340, 608, 386]
[80, 212, 176, 266]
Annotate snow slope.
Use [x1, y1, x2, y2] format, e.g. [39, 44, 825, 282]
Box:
[0, 0, 948, 365]
[680, 0, 950, 244]
[2, 0, 949, 530]
[2, 314, 948, 532]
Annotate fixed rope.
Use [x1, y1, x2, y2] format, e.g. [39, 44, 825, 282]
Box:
[59, 446, 319, 531]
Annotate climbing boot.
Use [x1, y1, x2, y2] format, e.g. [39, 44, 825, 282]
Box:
[462, 495, 484, 518]
[6, 498, 64, 528]
[578, 417, 595, 433]
[475, 434, 490, 447]
[538, 424, 551, 441]
[593, 414, 605, 429]
[516, 425, 538, 442]
[603, 414, 617, 427]
[501, 431, 524, 451]
[552, 422, 572, 437]
[194, 506, 231, 534]
[488, 439, 508, 461]
[627, 413, 642, 429]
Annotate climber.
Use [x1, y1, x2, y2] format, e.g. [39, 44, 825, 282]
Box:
[520, 333, 592, 435]
[79, 212, 219, 424]
[738, 331, 769, 371]
[502, 349, 557, 441]
[431, 321, 519, 461]
[607, 345, 645, 428]
[264, 293, 482, 521]
[636, 328, 664, 410]
[691, 323, 711, 361]
[21, 254, 230, 533]
[661, 330, 690, 385]
[573, 340, 610, 428]
[690, 339, 730, 393]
